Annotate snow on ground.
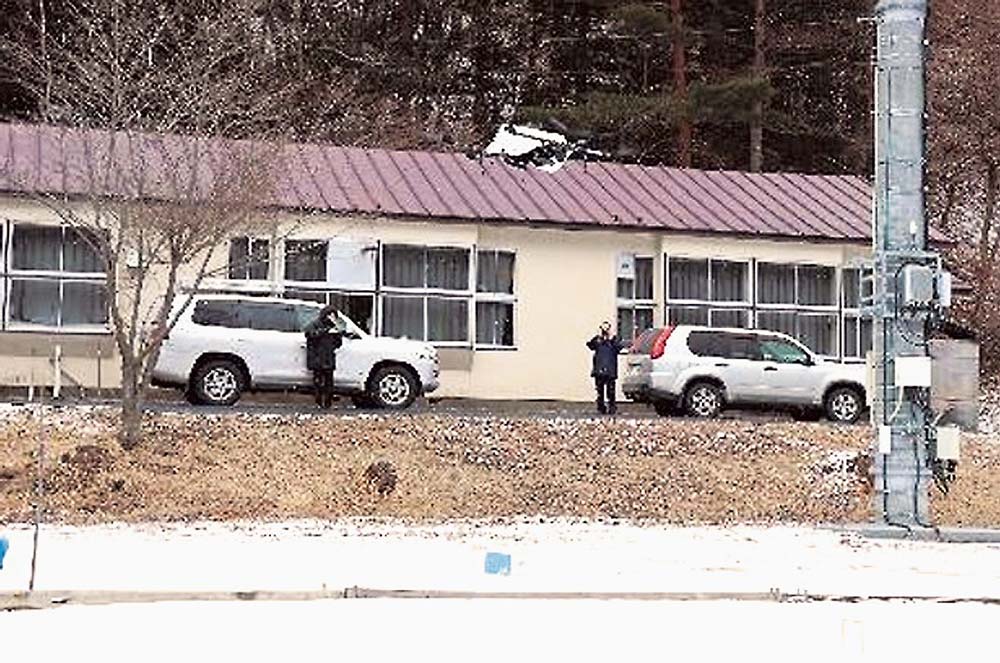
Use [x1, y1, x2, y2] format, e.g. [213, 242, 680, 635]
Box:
[2, 598, 997, 662]
[3, 520, 1000, 661]
[2, 520, 1000, 599]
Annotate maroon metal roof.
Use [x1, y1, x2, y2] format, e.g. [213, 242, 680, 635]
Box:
[0, 122, 902, 243]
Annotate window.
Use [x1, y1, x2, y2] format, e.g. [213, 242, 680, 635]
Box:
[192, 299, 305, 333]
[711, 260, 747, 302]
[668, 306, 708, 326]
[617, 255, 655, 341]
[285, 289, 375, 333]
[842, 266, 874, 359]
[756, 262, 839, 356]
[757, 263, 796, 304]
[242, 302, 300, 333]
[381, 295, 468, 342]
[384, 245, 469, 290]
[192, 300, 240, 327]
[669, 258, 709, 300]
[757, 310, 838, 356]
[228, 237, 271, 280]
[758, 262, 836, 307]
[665, 257, 750, 329]
[758, 337, 811, 365]
[476, 250, 515, 347]
[798, 265, 836, 306]
[284, 240, 327, 282]
[381, 244, 472, 344]
[687, 331, 759, 360]
[3, 222, 108, 330]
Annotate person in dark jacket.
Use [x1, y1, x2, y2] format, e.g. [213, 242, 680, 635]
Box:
[587, 321, 628, 415]
[305, 304, 343, 409]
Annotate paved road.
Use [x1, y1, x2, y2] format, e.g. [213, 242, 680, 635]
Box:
[3, 389, 817, 423]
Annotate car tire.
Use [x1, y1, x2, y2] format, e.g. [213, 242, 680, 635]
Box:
[684, 382, 723, 418]
[825, 386, 863, 424]
[191, 359, 244, 407]
[368, 365, 418, 410]
[653, 400, 674, 417]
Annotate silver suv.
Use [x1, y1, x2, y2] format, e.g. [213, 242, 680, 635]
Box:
[621, 326, 867, 423]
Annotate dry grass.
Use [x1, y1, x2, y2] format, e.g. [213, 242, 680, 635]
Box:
[3, 406, 995, 527]
[0, 406, 887, 526]
[931, 436, 1000, 528]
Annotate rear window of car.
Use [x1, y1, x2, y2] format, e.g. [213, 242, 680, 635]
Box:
[687, 331, 760, 360]
[631, 327, 663, 354]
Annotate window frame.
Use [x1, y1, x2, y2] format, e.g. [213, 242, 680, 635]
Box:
[616, 254, 656, 344]
[282, 238, 330, 284]
[474, 248, 517, 350]
[664, 255, 752, 330]
[2, 220, 110, 334]
[282, 287, 377, 334]
[228, 235, 272, 281]
[840, 264, 874, 361]
[378, 242, 474, 347]
[755, 261, 841, 358]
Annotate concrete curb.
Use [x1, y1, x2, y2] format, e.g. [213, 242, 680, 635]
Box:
[6, 588, 1000, 611]
[838, 524, 1000, 544]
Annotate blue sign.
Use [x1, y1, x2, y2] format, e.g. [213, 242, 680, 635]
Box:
[0, 536, 8, 570]
[484, 552, 511, 576]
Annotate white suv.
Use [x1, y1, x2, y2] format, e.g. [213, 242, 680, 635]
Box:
[621, 325, 867, 423]
[152, 294, 440, 408]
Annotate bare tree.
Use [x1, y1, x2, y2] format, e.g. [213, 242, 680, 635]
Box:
[927, 0, 1000, 370]
[0, 0, 295, 447]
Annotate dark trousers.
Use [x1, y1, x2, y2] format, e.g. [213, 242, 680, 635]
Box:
[313, 369, 335, 408]
[595, 376, 617, 414]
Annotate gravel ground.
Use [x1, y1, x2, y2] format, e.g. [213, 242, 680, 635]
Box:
[0, 403, 995, 527]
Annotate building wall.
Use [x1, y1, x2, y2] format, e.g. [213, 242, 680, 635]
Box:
[0, 197, 873, 401]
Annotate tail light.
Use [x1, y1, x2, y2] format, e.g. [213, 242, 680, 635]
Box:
[650, 326, 675, 360]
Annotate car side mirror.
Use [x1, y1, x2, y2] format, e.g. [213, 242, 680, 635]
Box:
[800, 356, 814, 367]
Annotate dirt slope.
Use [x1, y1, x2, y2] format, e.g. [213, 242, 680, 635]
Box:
[0, 405, 992, 526]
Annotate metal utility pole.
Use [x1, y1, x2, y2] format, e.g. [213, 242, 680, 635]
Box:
[872, 0, 951, 529]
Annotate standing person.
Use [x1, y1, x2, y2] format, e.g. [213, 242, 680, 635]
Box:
[587, 321, 627, 415]
[305, 304, 343, 409]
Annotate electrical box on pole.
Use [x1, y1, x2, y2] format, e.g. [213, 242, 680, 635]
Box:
[872, 0, 957, 529]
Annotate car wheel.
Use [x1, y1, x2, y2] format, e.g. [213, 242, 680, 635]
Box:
[684, 382, 723, 418]
[368, 366, 418, 409]
[653, 400, 674, 417]
[825, 387, 863, 424]
[191, 359, 243, 407]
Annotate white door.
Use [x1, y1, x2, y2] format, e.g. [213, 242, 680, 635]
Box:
[240, 302, 311, 387]
[333, 335, 373, 391]
[714, 334, 763, 402]
[752, 336, 818, 404]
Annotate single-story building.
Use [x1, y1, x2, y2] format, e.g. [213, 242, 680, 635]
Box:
[0, 122, 939, 402]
